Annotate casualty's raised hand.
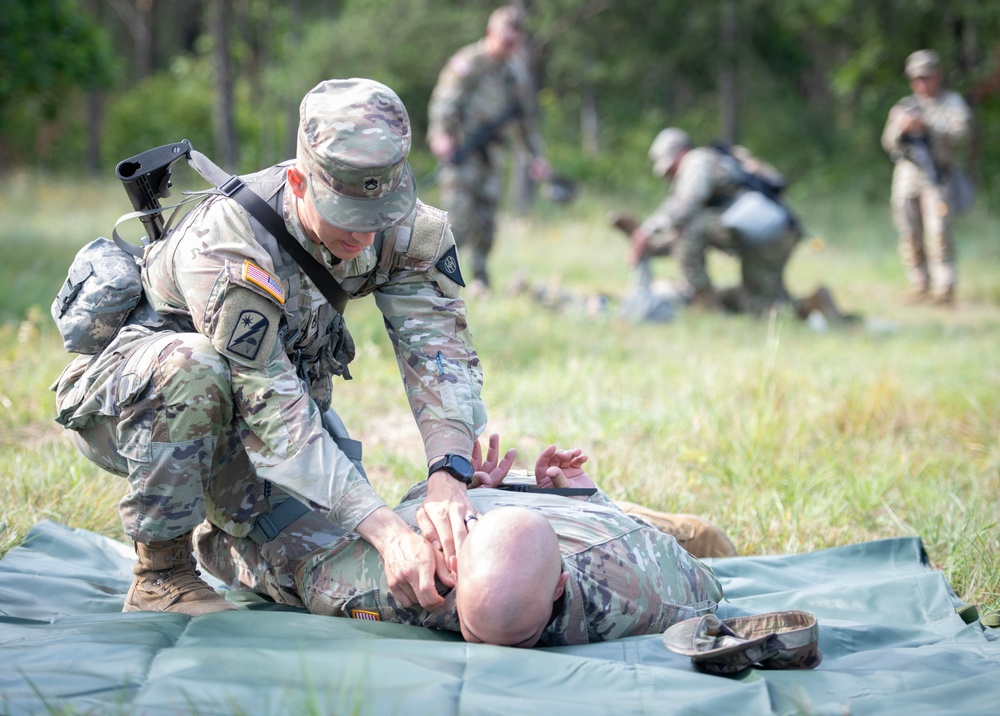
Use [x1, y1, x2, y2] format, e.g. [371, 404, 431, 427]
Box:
[470, 432, 517, 488]
[533, 444, 596, 490]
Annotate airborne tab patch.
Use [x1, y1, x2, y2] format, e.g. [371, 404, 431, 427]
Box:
[351, 609, 381, 621]
[243, 260, 285, 304]
[226, 310, 269, 361]
[435, 245, 465, 287]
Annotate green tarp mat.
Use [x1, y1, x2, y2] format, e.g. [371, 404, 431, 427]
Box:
[1, 520, 998, 715]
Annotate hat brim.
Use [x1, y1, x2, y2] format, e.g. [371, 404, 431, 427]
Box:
[307, 161, 417, 233]
[906, 65, 939, 80]
[663, 611, 822, 675]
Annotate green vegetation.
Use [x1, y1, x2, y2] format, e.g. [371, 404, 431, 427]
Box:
[0, 174, 996, 616]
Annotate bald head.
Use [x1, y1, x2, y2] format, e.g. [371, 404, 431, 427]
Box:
[455, 507, 568, 648]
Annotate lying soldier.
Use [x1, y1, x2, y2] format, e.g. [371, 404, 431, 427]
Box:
[194, 436, 730, 647]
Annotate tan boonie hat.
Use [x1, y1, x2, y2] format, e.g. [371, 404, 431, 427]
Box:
[297, 78, 417, 232]
[663, 610, 823, 675]
[649, 127, 691, 177]
[905, 49, 941, 79]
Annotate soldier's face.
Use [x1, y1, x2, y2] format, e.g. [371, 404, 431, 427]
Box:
[308, 218, 376, 261]
[457, 599, 549, 648]
[290, 167, 377, 260]
[910, 72, 942, 98]
[486, 26, 522, 59]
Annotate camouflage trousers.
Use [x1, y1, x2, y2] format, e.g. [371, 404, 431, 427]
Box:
[64, 331, 280, 544]
[438, 152, 504, 283]
[891, 183, 956, 298]
[676, 211, 799, 313]
[193, 509, 344, 608]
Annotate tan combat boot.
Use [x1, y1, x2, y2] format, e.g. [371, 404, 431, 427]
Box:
[123, 533, 239, 615]
[616, 502, 738, 558]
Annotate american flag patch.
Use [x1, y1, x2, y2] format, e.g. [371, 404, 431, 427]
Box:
[351, 609, 381, 621]
[243, 261, 285, 304]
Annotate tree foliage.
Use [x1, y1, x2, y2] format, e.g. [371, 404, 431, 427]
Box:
[0, 0, 116, 116]
[3, 0, 1000, 195]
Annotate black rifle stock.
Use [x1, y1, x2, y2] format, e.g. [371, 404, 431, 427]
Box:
[900, 134, 939, 184]
[115, 139, 193, 243]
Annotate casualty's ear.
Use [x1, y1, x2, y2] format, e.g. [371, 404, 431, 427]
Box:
[552, 571, 570, 602]
[287, 166, 307, 198]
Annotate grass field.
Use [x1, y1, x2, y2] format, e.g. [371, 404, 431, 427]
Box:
[1, 170, 997, 615]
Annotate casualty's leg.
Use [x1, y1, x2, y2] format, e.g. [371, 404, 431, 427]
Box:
[615, 501, 738, 558]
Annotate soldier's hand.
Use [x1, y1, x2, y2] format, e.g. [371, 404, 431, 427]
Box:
[628, 228, 650, 267]
[470, 433, 517, 488]
[529, 156, 552, 182]
[430, 134, 456, 162]
[416, 473, 478, 562]
[354, 506, 451, 610]
[533, 444, 596, 490]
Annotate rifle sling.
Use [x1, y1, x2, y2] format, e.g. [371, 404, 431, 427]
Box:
[187, 149, 351, 315]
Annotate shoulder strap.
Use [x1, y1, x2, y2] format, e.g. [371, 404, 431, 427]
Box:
[187, 149, 351, 315]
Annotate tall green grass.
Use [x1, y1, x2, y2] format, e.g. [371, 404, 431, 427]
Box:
[1, 173, 997, 614]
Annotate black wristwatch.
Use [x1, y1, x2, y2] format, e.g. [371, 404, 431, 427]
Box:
[428, 454, 475, 485]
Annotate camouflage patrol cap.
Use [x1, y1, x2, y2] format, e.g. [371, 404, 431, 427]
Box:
[663, 610, 823, 675]
[297, 78, 417, 232]
[649, 128, 691, 178]
[905, 49, 941, 79]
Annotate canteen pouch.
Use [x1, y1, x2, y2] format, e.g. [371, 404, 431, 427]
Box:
[51, 237, 143, 354]
[721, 191, 790, 245]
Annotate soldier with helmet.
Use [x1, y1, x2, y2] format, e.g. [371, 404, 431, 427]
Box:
[881, 49, 973, 305]
[428, 5, 551, 295]
[627, 128, 848, 322]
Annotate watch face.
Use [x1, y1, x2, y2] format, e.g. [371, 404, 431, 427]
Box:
[450, 454, 474, 479]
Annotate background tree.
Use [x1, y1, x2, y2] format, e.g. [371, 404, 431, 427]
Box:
[1, 0, 997, 199]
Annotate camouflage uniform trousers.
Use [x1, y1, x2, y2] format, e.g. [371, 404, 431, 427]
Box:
[891, 181, 956, 297]
[438, 150, 504, 284]
[673, 209, 740, 294]
[68, 330, 272, 544]
[675, 210, 800, 313]
[193, 508, 344, 608]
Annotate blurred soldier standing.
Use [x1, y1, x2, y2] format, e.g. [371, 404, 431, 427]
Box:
[428, 5, 550, 296]
[628, 128, 848, 321]
[51, 79, 488, 616]
[881, 49, 973, 305]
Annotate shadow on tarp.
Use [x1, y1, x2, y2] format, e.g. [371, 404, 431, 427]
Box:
[1, 521, 998, 715]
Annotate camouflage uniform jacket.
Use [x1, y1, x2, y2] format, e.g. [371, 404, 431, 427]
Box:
[296, 483, 723, 646]
[52, 163, 486, 533]
[881, 89, 972, 198]
[639, 146, 785, 244]
[428, 40, 542, 163]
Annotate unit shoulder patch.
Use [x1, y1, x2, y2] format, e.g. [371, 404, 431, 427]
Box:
[434, 245, 465, 287]
[226, 310, 270, 361]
